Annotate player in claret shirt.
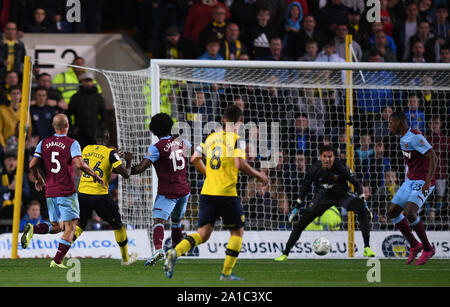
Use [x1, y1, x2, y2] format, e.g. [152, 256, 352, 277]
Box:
[131, 113, 192, 267]
[387, 110, 438, 265]
[23, 114, 104, 268]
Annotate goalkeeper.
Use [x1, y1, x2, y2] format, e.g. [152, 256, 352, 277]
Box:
[275, 145, 376, 261]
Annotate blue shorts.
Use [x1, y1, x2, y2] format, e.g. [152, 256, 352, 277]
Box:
[153, 193, 190, 220]
[198, 195, 245, 229]
[391, 179, 435, 208]
[46, 193, 80, 222]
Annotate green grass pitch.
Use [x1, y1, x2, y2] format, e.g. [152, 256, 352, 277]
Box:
[0, 258, 449, 287]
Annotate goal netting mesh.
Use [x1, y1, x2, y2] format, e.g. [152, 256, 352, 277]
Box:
[102, 61, 449, 255]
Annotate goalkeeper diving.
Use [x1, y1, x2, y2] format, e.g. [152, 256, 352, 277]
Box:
[275, 145, 376, 261]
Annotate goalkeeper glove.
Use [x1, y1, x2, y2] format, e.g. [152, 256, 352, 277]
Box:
[288, 199, 303, 222]
[359, 194, 373, 220]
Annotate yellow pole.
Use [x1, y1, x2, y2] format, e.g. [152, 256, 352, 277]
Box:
[11, 56, 32, 259]
[345, 35, 355, 258]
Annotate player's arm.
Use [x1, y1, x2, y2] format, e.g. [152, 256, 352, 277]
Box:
[234, 157, 268, 185]
[191, 145, 206, 175]
[131, 144, 157, 175]
[423, 148, 438, 192]
[113, 151, 132, 178]
[342, 163, 364, 197]
[29, 141, 45, 191]
[73, 156, 105, 187]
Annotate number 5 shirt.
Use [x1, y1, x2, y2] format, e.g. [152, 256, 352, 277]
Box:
[34, 134, 82, 198]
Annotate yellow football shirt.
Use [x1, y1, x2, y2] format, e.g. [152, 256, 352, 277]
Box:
[78, 145, 122, 195]
[197, 131, 246, 196]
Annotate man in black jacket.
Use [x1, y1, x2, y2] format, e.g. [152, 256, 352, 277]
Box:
[274, 145, 376, 261]
[68, 71, 105, 149]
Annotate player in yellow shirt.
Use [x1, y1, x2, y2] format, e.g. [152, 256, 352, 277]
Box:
[164, 105, 269, 280]
[73, 127, 137, 265]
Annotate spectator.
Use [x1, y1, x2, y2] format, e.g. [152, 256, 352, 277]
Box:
[195, 35, 226, 93]
[373, 105, 394, 141]
[417, 76, 450, 120]
[393, 2, 419, 62]
[373, 169, 399, 228]
[432, 4, 450, 46]
[68, 71, 106, 149]
[296, 88, 326, 136]
[257, 36, 290, 61]
[409, 20, 440, 63]
[363, 30, 397, 62]
[369, 21, 398, 55]
[198, 4, 229, 52]
[2, 71, 20, 103]
[31, 73, 67, 112]
[379, 0, 395, 37]
[229, 0, 258, 40]
[158, 25, 198, 59]
[19, 200, 44, 231]
[316, 0, 351, 41]
[291, 113, 318, 159]
[246, 6, 278, 60]
[369, 139, 392, 189]
[182, 89, 215, 131]
[0, 22, 26, 81]
[355, 133, 374, 181]
[0, 151, 30, 222]
[284, 150, 308, 204]
[347, 7, 369, 50]
[30, 87, 55, 140]
[25, 7, 52, 33]
[0, 86, 21, 147]
[334, 23, 362, 61]
[299, 38, 320, 61]
[418, 0, 435, 23]
[52, 56, 102, 106]
[315, 39, 345, 62]
[219, 23, 247, 60]
[286, 14, 323, 60]
[52, 12, 72, 33]
[425, 115, 449, 223]
[405, 93, 426, 133]
[183, 0, 230, 44]
[408, 40, 426, 62]
[439, 43, 450, 62]
[283, 1, 303, 49]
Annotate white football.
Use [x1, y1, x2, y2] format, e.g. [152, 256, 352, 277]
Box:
[312, 237, 331, 256]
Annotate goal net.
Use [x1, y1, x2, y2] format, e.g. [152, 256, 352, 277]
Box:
[102, 60, 449, 255]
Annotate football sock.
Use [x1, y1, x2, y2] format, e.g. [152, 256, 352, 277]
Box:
[175, 232, 202, 257]
[153, 223, 165, 250]
[33, 222, 51, 234]
[171, 225, 183, 248]
[393, 215, 419, 248]
[114, 226, 129, 262]
[53, 239, 71, 264]
[72, 226, 83, 242]
[410, 219, 433, 251]
[222, 235, 242, 276]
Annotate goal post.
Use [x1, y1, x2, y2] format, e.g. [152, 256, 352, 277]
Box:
[103, 59, 450, 257]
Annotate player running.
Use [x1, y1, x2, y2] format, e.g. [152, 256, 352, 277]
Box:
[274, 144, 376, 261]
[131, 113, 192, 267]
[164, 105, 269, 280]
[72, 127, 138, 266]
[387, 110, 438, 265]
[23, 114, 104, 268]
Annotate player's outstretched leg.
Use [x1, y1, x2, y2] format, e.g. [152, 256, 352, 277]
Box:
[21, 222, 54, 249]
[220, 234, 244, 281]
[145, 223, 165, 267]
[163, 248, 177, 279]
[347, 197, 376, 257]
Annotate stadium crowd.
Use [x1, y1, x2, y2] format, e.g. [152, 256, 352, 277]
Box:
[0, 0, 449, 233]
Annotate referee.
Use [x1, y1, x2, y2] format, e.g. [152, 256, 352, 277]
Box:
[275, 145, 376, 260]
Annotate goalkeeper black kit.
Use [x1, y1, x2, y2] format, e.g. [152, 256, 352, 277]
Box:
[283, 159, 372, 256]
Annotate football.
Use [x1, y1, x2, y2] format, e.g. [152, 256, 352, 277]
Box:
[312, 237, 331, 256]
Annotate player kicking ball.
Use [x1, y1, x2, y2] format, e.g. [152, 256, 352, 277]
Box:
[163, 105, 269, 280]
[22, 114, 104, 268]
[131, 113, 192, 267]
[387, 110, 438, 265]
[72, 128, 138, 266]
